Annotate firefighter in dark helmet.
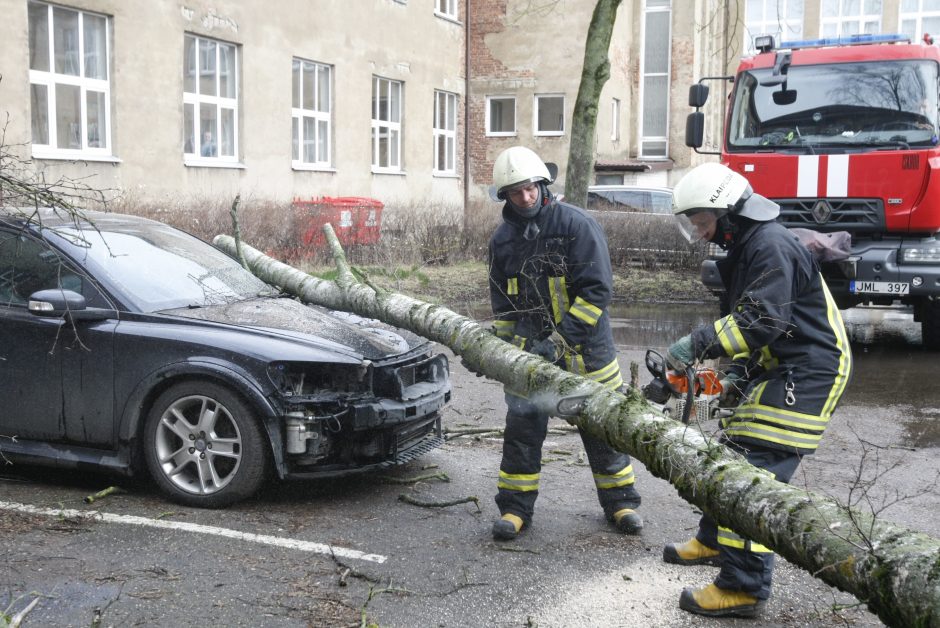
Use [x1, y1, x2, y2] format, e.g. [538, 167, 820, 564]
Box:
[663, 162, 853, 617]
[487, 145, 643, 541]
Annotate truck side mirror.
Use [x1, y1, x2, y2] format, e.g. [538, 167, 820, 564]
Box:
[689, 84, 710, 108]
[685, 112, 705, 148]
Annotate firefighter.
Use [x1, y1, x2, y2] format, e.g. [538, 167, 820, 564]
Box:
[487, 146, 643, 541]
[663, 162, 853, 617]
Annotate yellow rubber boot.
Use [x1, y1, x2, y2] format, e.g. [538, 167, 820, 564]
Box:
[492, 513, 524, 541]
[678, 583, 766, 618]
[611, 508, 644, 535]
[662, 538, 720, 566]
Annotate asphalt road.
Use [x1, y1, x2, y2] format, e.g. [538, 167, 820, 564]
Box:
[1, 306, 938, 627]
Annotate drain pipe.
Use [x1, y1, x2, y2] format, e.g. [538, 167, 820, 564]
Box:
[463, 1, 470, 217]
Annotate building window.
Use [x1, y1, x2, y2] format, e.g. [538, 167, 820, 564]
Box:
[640, 0, 671, 158]
[435, 0, 458, 20]
[433, 90, 457, 175]
[900, 0, 940, 43]
[486, 96, 516, 136]
[820, 0, 882, 37]
[372, 76, 402, 172]
[611, 98, 621, 141]
[292, 59, 332, 168]
[28, 2, 111, 157]
[744, 0, 804, 52]
[534, 94, 565, 136]
[183, 34, 238, 163]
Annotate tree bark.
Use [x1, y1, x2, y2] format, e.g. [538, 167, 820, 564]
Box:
[564, 0, 623, 209]
[214, 233, 940, 628]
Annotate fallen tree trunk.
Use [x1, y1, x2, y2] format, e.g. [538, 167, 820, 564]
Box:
[214, 233, 940, 627]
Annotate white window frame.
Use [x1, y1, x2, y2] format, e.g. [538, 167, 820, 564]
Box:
[372, 76, 403, 173]
[435, 0, 458, 20]
[183, 34, 239, 166]
[533, 94, 565, 137]
[611, 97, 621, 141]
[639, 0, 672, 158]
[292, 58, 332, 170]
[485, 95, 516, 136]
[744, 0, 804, 52]
[433, 90, 458, 175]
[820, 0, 882, 37]
[899, 1, 940, 43]
[28, 1, 112, 160]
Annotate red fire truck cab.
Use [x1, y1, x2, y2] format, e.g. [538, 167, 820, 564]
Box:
[687, 33, 940, 349]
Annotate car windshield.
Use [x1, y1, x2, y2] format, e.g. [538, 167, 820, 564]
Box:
[588, 189, 673, 214]
[54, 220, 274, 312]
[728, 59, 940, 152]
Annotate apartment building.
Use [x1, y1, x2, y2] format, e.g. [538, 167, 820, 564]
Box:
[3, 1, 938, 212]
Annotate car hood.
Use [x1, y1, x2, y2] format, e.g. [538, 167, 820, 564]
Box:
[163, 297, 424, 361]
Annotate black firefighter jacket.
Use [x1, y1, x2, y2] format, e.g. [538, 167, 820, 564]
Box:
[691, 220, 853, 455]
[488, 196, 623, 390]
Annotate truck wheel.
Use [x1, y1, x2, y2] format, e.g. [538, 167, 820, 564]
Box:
[921, 298, 940, 351]
[143, 381, 271, 508]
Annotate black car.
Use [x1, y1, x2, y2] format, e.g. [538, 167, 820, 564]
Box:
[0, 207, 450, 507]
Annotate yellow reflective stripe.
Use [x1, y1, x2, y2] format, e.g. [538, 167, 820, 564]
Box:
[724, 420, 824, 449]
[593, 464, 635, 489]
[718, 527, 772, 553]
[547, 276, 569, 324]
[512, 335, 527, 349]
[494, 320, 515, 339]
[758, 345, 778, 370]
[507, 277, 518, 295]
[498, 470, 539, 491]
[714, 314, 749, 356]
[734, 403, 829, 430]
[569, 296, 602, 326]
[586, 358, 623, 390]
[566, 353, 587, 375]
[821, 276, 853, 417]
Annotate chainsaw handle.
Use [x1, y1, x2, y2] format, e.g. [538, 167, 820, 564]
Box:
[681, 365, 695, 424]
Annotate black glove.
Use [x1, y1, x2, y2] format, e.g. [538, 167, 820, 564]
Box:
[530, 331, 567, 362]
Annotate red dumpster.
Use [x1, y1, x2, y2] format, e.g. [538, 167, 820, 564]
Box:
[292, 196, 384, 248]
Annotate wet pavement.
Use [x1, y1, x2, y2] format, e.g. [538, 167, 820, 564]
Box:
[0, 302, 937, 627]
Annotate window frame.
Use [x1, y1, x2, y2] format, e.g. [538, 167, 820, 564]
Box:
[435, 0, 458, 20]
[183, 33, 240, 167]
[28, 1, 113, 160]
[820, 0, 882, 37]
[899, 0, 940, 43]
[611, 97, 621, 141]
[485, 95, 516, 136]
[291, 58, 333, 170]
[433, 90, 458, 175]
[371, 76, 403, 173]
[638, 0, 672, 159]
[744, 0, 804, 53]
[533, 93, 565, 137]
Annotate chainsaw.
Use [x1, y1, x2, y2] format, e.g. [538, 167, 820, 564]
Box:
[641, 349, 727, 424]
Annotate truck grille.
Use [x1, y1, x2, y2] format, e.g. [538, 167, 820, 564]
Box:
[776, 198, 884, 233]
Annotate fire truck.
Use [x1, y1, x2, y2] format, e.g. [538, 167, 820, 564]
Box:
[686, 33, 940, 349]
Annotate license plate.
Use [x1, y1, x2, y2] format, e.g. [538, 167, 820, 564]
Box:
[850, 281, 910, 295]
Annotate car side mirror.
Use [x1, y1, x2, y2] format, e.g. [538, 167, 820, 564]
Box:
[28, 288, 115, 321]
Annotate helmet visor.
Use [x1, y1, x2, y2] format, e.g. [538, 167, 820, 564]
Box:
[675, 210, 719, 243]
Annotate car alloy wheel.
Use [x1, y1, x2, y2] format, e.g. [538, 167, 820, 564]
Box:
[144, 381, 269, 508]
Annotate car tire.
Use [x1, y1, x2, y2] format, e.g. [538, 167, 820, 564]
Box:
[143, 381, 271, 508]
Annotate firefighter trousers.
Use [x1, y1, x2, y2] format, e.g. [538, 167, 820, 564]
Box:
[495, 392, 641, 525]
[694, 443, 802, 600]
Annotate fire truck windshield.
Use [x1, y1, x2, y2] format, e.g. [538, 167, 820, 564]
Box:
[728, 59, 939, 152]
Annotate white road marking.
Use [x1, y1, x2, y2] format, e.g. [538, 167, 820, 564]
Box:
[0, 500, 387, 564]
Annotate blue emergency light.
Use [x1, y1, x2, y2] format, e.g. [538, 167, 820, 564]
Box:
[777, 33, 910, 50]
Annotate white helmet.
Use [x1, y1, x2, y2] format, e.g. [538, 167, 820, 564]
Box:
[672, 162, 779, 242]
[492, 146, 553, 200]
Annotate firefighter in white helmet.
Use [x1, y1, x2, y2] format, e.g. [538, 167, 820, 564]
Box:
[487, 146, 643, 541]
[664, 162, 853, 617]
